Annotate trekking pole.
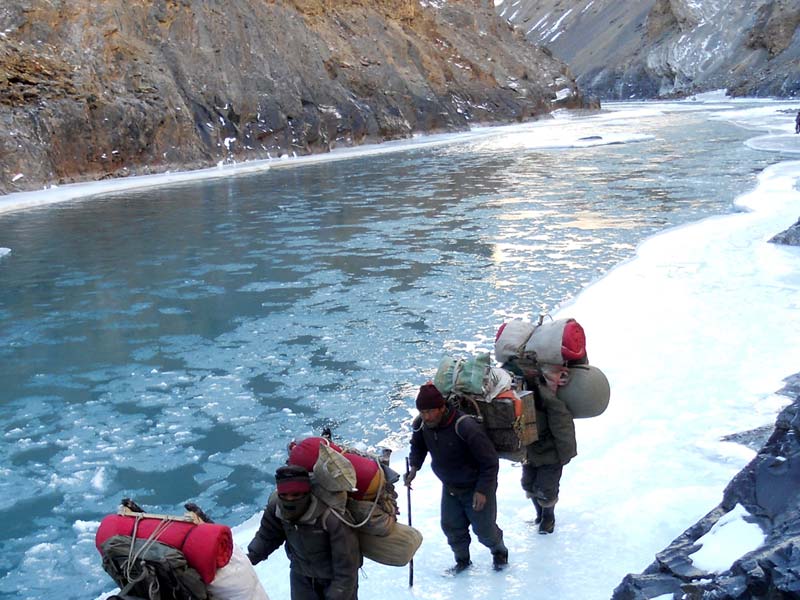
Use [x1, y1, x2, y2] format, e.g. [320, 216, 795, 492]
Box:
[405, 457, 414, 587]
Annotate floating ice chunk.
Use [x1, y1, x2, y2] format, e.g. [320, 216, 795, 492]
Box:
[0, 248, 10, 258]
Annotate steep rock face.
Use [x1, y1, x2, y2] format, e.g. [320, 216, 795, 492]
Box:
[611, 374, 800, 599]
[0, 0, 590, 195]
[497, 0, 800, 100]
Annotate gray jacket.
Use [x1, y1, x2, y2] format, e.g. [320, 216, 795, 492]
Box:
[248, 492, 361, 600]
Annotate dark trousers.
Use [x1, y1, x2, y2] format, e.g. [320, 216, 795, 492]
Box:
[521, 463, 563, 507]
[440, 485, 506, 560]
[290, 570, 357, 600]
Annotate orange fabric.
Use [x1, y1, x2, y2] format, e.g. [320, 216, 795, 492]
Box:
[496, 390, 523, 418]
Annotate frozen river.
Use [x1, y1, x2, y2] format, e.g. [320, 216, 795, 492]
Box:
[0, 97, 795, 599]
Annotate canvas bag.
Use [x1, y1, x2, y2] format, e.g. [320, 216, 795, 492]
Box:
[433, 353, 491, 397]
[357, 522, 423, 567]
[313, 443, 357, 493]
[495, 317, 587, 366]
[100, 535, 209, 600]
[557, 364, 611, 418]
[524, 317, 587, 365]
[207, 545, 270, 600]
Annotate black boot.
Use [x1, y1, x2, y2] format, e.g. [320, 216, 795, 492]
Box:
[532, 498, 543, 524]
[492, 549, 509, 571]
[448, 555, 472, 574]
[538, 506, 555, 534]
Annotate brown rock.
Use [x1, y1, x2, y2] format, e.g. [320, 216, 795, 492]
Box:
[0, 0, 592, 195]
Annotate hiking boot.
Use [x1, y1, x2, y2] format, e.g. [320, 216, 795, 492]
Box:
[492, 550, 509, 571]
[538, 507, 555, 534]
[532, 498, 543, 524]
[448, 558, 472, 574]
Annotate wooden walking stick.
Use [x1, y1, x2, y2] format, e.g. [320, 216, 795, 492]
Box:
[405, 457, 414, 587]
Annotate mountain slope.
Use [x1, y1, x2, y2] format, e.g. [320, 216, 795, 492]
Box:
[498, 0, 800, 100]
[0, 0, 592, 195]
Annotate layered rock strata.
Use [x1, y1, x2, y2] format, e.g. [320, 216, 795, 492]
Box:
[0, 0, 590, 195]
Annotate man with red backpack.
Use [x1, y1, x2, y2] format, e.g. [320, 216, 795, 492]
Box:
[247, 465, 362, 599]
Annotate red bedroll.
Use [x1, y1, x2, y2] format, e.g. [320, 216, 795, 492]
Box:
[95, 514, 233, 584]
[344, 452, 383, 501]
[288, 436, 343, 471]
[561, 319, 587, 361]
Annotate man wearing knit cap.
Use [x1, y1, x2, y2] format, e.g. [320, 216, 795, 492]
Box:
[405, 382, 509, 572]
[247, 465, 362, 599]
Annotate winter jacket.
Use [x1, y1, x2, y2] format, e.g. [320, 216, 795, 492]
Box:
[503, 359, 577, 467]
[409, 406, 499, 496]
[527, 384, 577, 466]
[247, 492, 361, 600]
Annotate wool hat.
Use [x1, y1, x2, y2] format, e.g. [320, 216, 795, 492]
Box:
[416, 382, 445, 410]
[275, 464, 312, 495]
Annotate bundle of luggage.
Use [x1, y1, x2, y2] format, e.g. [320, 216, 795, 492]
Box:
[286, 435, 422, 567]
[433, 352, 537, 462]
[96, 499, 266, 600]
[494, 315, 610, 419]
[429, 315, 610, 462]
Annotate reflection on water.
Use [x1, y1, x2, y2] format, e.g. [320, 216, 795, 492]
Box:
[0, 106, 780, 599]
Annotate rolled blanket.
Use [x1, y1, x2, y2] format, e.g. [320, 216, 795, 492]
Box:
[344, 452, 383, 501]
[288, 436, 343, 471]
[95, 514, 233, 584]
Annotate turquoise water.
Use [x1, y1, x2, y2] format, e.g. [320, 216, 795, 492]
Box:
[0, 105, 780, 599]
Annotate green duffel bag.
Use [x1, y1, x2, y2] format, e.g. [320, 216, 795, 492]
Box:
[558, 364, 611, 418]
[434, 353, 490, 397]
[358, 522, 423, 567]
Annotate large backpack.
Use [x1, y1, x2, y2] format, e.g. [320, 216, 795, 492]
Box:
[432, 353, 538, 462]
[100, 535, 208, 600]
[495, 316, 610, 419]
[286, 435, 421, 567]
[97, 502, 234, 600]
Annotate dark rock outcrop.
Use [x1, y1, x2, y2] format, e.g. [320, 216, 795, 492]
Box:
[769, 217, 800, 245]
[497, 0, 800, 100]
[611, 373, 800, 599]
[0, 0, 593, 195]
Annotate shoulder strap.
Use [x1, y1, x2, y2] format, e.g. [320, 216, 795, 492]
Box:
[411, 414, 423, 432]
[454, 414, 476, 441]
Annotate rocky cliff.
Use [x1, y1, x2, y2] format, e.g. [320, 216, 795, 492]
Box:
[0, 0, 590, 195]
[611, 373, 800, 599]
[497, 0, 800, 100]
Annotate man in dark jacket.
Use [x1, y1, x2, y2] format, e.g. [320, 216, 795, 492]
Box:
[503, 357, 577, 534]
[247, 465, 362, 600]
[404, 382, 508, 573]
